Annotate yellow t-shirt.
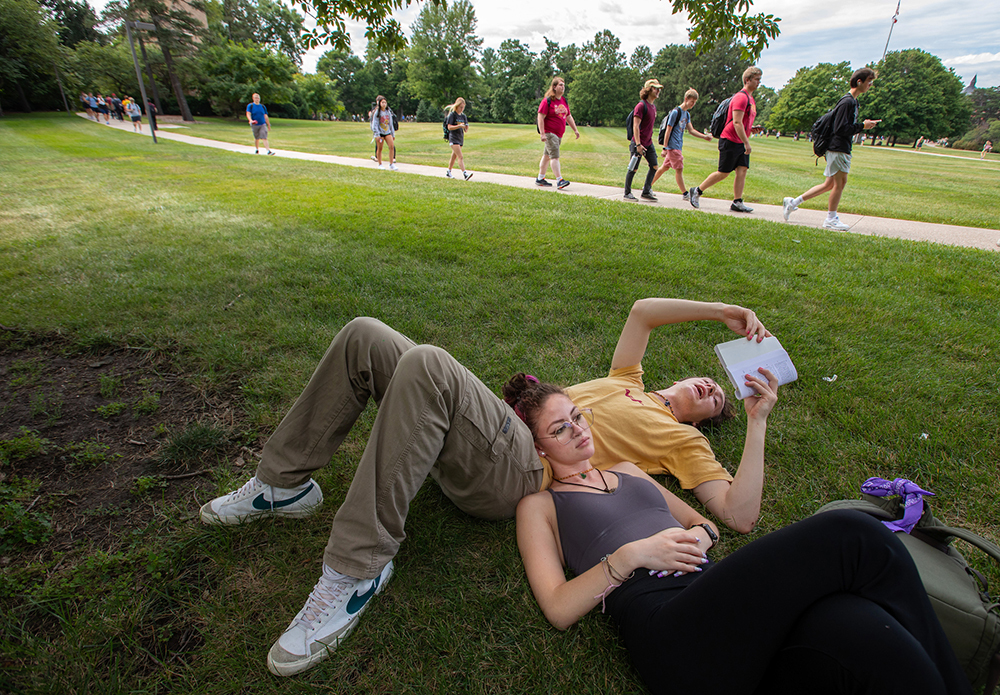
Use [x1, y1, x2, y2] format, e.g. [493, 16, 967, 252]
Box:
[561, 364, 733, 490]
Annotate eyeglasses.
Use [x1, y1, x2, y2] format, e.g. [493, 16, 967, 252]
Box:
[537, 409, 594, 445]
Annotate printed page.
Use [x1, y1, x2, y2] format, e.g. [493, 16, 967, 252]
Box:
[715, 337, 798, 400]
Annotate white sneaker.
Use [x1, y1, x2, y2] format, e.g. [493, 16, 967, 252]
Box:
[782, 197, 798, 221]
[377, 164, 386, 170]
[267, 562, 394, 676]
[389, 163, 398, 171]
[199, 476, 323, 525]
[823, 216, 850, 231]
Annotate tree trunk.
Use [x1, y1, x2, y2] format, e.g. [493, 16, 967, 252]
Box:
[155, 30, 193, 121]
[16, 81, 32, 112]
[136, 31, 165, 117]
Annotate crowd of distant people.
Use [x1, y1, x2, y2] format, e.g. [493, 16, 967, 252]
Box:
[81, 64, 992, 232]
[80, 91, 149, 133]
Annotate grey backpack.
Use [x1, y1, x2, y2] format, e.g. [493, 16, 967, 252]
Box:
[815, 495, 1000, 693]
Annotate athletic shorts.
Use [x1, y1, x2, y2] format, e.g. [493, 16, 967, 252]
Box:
[660, 148, 684, 170]
[824, 151, 852, 177]
[252, 124, 268, 139]
[130, 116, 141, 123]
[544, 132, 562, 159]
[717, 138, 750, 173]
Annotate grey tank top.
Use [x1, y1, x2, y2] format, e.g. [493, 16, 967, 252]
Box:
[549, 472, 683, 575]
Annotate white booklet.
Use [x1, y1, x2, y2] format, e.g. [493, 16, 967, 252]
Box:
[714, 336, 798, 400]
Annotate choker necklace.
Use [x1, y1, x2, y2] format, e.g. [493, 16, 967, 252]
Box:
[555, 465, 597, 481]
[555, 469, 612, 494]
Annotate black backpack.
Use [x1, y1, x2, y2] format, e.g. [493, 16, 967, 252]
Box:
[536, 97, 552, 134]
[810, 95, 851, 158]
[709, 96, 734, 138]
[625, 101, 649, 141]
[657, 107, 682, 145]
[442, 113, 450, 140]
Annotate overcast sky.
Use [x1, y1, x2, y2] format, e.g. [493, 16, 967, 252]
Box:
[302, 0, 999, 90]
[87, 0, 999, 89]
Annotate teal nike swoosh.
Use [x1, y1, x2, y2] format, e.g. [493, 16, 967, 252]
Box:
[251, 483, 314, 511]
[346, 576, 381, 614]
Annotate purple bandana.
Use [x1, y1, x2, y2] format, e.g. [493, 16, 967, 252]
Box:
[860, 477, 935, 534]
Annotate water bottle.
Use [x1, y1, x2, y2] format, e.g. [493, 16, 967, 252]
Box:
[628, 153, 640, 172]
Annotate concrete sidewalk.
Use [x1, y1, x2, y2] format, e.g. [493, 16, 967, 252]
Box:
[81, 114, 999, 252]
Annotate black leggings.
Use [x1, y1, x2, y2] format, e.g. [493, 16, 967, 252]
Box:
[606, 510, 971, 695]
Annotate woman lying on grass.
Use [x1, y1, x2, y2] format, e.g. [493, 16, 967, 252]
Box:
[508, 372, 972, 695]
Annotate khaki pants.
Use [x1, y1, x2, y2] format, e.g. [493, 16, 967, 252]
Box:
[257, 318, 542, 579]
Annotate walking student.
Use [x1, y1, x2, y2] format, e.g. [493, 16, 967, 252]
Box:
[624, 79, 663, 201]
[369, 95, 398, 170]
[246, 93, 274, 155]
[444, 97, 472, 180]
[650, 88, 713, 200]
[982, 140, 993, 160]
[536, 76, 581, 189]
[689, 67, 762, 213]
[125, 97, 143, 133]
[782, 67, 880, 231]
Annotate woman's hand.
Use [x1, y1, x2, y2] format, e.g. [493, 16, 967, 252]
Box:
[742, 367, 778, 421]
[720, 304, 771, 342]
[625, 527, 708, 576]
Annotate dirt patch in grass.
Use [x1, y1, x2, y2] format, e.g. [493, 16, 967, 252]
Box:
[0, 330, 252, 568]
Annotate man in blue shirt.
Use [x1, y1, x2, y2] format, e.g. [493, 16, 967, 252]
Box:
[651, 88, 713, 200]
[246, 93, 275, 155]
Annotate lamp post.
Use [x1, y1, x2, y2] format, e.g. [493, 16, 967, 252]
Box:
[124, 19, 158, 144]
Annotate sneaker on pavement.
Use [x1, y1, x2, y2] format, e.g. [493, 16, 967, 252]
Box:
[200, 476, 323, 525]
[640, 191, 658, 201]
[267, 562, 394, 676]
[267, 151, 275, 156]
[623, 192, 637, 200]
[682, 190, 690, 201]
[255, 149, 259, 154]
[535, 178, 553, 187]
[557, 178, 570, 189]
[463, 171, 473, 180]
[389, 163, 398, 171]
[782, 197, 798, 221]
[730, 200, 754, 213]
[688, 187, 700, 208]
[445, 170, 453, 178]
[823, 216, 850, 231]
[377, 164, 386, 170]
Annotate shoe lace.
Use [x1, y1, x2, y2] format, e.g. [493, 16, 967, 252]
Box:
[296, 575, 352, 630]
[229, 476, 263, 500]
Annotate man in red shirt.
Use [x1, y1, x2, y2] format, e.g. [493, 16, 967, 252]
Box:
[689, 67, 762, 213]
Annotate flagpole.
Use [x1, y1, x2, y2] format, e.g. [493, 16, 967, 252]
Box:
[882, 1, 900, 61]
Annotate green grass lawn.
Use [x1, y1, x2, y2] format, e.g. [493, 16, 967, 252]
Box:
[174, 114, 1000, 229]
[2, 113, 999, 694]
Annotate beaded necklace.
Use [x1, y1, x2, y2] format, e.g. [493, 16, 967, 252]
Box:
[553, 468, 613, 494]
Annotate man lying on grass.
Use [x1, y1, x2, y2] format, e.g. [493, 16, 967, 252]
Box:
[198, 298, 775, 676]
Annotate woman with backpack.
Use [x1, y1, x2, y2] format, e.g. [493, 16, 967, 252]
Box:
[443, 97, 472, 180]
[370, 95, 398, 171]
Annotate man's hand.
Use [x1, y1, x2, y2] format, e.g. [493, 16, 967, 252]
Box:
[539, 133, 546, 143]
[742, 367, 778, 421]
[574, 130, 580, 140]
[863, 119, 881, 130]
[720, 304, 770, 341]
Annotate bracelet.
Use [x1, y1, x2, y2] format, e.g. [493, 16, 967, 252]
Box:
[603, 554, 634, 583]
[594, 557, 623, 614]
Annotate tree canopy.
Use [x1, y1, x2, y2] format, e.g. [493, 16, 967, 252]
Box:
[290, 0, 780, 60]
[864, 49, 972, 143]
[766, 61, 851, 133]
[405, 0, 481, 108]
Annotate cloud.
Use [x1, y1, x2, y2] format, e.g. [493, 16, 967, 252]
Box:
[945, 52, 1000, 66]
